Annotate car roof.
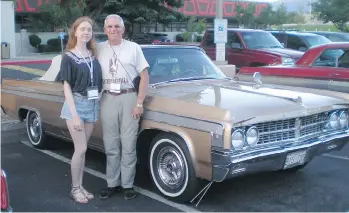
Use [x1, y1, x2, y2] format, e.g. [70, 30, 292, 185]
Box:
[140, 45, 202, 50]
[305, 31, 349, 35]
[270, 31, 321, 37]
[207, 28, 268, 33]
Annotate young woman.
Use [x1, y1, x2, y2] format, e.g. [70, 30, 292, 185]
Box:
[55, 16, 103, 204]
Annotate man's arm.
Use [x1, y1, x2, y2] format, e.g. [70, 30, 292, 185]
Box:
[136, 68, 149, 107]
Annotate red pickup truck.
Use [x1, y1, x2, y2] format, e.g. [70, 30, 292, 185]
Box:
[235, 42, 349, 94]
[200, 28, 304, 70]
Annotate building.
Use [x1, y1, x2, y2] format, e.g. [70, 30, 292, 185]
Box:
[14, 0, 271, 32]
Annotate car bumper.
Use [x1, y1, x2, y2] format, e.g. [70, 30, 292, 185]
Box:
[212, 130, 349, 182]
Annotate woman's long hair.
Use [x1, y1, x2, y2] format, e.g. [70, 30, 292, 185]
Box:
[64, 16, 97, 56]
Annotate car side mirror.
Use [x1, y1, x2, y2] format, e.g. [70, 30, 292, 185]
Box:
[281, 43, 285, 47]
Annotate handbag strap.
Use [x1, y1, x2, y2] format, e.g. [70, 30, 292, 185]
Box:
[109, 42, 138, 89]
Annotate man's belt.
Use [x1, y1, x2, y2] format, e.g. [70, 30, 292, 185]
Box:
[104, 88, 136, 96]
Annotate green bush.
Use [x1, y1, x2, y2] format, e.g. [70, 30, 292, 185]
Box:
[29, 34, 41, 48]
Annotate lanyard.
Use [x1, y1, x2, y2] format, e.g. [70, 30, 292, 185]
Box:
[76, 48, 94, 86]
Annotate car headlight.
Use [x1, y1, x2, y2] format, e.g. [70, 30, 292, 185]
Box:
[329, 111, 340, 129]
[339, 110, 349, 129]
[281, 57, 294, 65]
[231, 129, 244, 149]
[246, 126, 259, 146]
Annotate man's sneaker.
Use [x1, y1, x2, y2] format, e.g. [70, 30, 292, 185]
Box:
[124, 187, 138, 200]
[99, 186, 122, 199]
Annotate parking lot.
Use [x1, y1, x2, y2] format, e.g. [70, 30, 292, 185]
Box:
[2, 115, 349, 212]
[1, 62, 349, 212]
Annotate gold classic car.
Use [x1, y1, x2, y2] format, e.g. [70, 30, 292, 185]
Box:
[1, 45, 349, 204]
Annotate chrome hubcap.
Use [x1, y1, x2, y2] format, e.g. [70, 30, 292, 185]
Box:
[29, 114, 40, 140]
[157, 146, 185, 189]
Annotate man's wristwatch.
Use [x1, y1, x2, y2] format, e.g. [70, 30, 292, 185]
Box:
[136, 103, 143, 108]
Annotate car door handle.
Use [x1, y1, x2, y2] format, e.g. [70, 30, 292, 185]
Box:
[330, 73, 340, 76]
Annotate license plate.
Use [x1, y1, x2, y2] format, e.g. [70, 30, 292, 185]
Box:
[283, 150, 307, 169]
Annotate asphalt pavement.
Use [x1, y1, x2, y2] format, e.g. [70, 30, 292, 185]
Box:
[1, 60, 349, 212]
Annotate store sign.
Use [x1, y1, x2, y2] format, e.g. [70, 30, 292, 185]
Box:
[164, 0, 269, 17]
[15, 0, 61, 12]
[15, 0, 269, 18]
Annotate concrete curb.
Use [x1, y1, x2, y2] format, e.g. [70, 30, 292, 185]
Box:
[0, 59, 52, 65]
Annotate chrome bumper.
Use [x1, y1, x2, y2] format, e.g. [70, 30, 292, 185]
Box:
[211, 130, 349, 182]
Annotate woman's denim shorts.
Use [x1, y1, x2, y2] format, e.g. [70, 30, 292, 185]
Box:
[60, 93, 99, 123]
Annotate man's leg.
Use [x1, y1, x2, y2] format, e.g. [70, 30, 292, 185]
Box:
[99, 93, 122, 199]
[120, 92, 140, 200]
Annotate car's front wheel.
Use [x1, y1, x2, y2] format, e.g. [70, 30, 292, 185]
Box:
[26, 110, 47, 149]
[149, 133, 200, 202]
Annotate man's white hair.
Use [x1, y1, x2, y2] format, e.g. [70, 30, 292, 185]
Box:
[104, 14, 125, 27]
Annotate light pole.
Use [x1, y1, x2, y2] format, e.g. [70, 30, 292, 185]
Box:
[214, 0, 227, 64]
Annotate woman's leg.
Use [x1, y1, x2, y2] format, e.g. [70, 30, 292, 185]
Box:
[66, 119, 88, 203]
[79, 122, 95, 199]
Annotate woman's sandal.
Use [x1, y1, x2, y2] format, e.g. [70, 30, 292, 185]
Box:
[80, 185, 94, 199]
[71, 186, 88, 204]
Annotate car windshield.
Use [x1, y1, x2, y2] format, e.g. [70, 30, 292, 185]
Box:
[303, 35, 331, 47]
[142, 48, 226, 84]
[241, 31, 284, 49]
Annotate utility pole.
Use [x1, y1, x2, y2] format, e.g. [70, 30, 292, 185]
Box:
[214, 0, 227, 63]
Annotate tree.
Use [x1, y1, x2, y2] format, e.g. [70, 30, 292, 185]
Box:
[28, 0, 184, 36]
[254, 4, 275, 28]
[312, 0, 349, 32]
[86, 0, 185, 36]
[27, 0, 86, 32]
[273, 3, 288, 25]
[234, 0, 257, 28]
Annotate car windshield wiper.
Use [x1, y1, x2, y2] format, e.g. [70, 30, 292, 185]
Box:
[151, 76, 220, 87]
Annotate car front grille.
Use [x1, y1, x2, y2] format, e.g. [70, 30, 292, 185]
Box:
[256, 112, 328, 144]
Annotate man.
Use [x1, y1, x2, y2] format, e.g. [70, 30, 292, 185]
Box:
[96, 14, 149, 200]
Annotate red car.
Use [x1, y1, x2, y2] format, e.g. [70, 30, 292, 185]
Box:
[235, 42, 349, 94]
[1, 169, 12, 213]
[201, 28, 304, 70]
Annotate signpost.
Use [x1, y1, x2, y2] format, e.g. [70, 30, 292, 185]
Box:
[59, 32, 65, 53]
[214, 18, 227, 61]
[214, 0, 227, 62]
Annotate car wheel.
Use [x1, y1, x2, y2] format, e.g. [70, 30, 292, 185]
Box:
[149, 133, 200, 202]
[26, 110, 47, 149]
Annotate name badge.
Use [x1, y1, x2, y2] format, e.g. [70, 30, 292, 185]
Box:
[87, 86, 98, 100]
[110, 83, 121, 93]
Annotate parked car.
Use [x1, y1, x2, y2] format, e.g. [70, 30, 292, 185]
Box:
[304, 31, 349, 42]
[131, 32, 173, 44]
[235, 42, 349, 94]
[1, 45, 349, 203]
[1, 169, 12, 213]
[200, 28, 304, 70]
[270, 30, 332, 52]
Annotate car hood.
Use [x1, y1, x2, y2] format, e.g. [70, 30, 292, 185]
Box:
[259, 48, 304, 59]
[146, 80, 348, 125]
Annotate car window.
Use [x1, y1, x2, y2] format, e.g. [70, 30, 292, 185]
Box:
[271, 33, 286, 44]
[327, 35, 347, 42]
[241, 31, 283, 49]
[286, 35, 306, 51]
[312, 48, 346, 67]
[203, 31, 215, 48]
[142, 48, 226, 84]
[302, 35, 331, 47]
[226, 31, 242, 48]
